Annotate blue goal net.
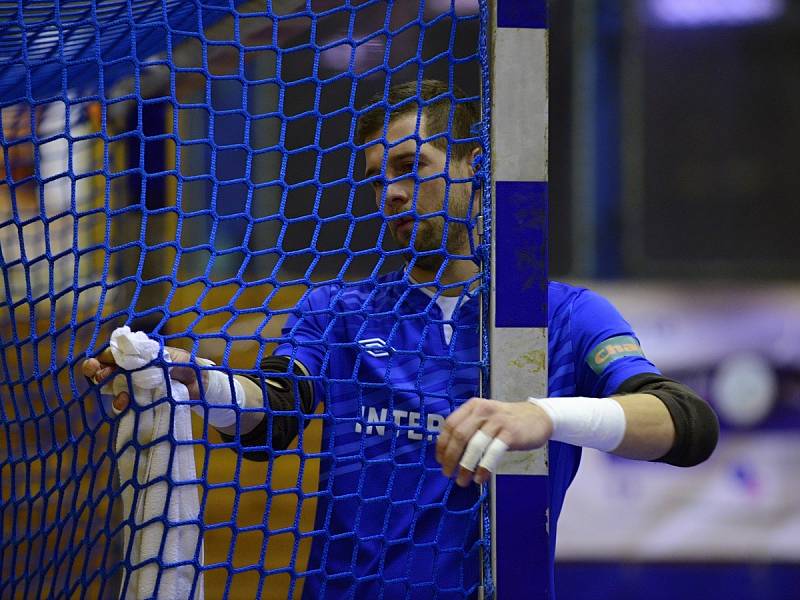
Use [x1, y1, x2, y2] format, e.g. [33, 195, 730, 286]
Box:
[0, 1, 492, 598]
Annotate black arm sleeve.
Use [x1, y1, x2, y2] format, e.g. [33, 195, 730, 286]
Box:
[217, 355, 314, 461]
[614, 372, 719, 467]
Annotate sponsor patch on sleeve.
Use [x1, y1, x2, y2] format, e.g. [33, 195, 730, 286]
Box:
[586, 335, 645, 374]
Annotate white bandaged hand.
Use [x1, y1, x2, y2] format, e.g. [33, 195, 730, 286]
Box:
[104, 327, 166, 414]
[102, 328, 244, 428]
[196, 365, 245, 428]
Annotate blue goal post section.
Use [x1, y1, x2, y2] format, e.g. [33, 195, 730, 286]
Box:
[0, 1, 548, 598]
[489, 1, 550, 598]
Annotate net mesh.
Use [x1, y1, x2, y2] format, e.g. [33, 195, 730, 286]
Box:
[0, 1, 490, 598]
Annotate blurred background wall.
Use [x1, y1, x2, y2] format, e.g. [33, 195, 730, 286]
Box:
[549, 1, 800, 598]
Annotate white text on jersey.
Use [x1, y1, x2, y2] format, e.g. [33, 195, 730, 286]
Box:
[354, 406, 444, 441]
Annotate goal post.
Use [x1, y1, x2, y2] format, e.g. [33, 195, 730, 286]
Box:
[488, 1, 550, 598]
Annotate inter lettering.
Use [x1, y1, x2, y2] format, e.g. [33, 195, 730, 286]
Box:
[355, 407, 445, 441]
[365, 406, 388, 435]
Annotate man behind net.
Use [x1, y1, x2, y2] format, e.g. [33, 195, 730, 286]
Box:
[83, 79, 719, 599]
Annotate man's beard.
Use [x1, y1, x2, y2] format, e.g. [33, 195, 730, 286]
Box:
[391, 185, 473, 272]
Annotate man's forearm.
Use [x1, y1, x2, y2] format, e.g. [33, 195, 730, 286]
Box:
[211, 357, 315, 459]
[438, 372, 718, 486]
[611, 393, 675, 461]
[613, 373, 719, 467]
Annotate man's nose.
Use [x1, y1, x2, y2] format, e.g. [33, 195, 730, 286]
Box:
[383, 179, 410, 212]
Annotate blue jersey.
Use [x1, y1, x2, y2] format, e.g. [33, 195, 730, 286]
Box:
[273, 272, 660, 599]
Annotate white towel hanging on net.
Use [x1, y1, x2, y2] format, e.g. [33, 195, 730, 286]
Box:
[108, 327, 204, 600]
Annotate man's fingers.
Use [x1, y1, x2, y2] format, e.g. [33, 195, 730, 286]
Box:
[113, 391, 130, 413]
[455, 436, 509, 487]
[82, 358, 101, 379]
[83, 348, 119, 384]
[476, 437, 509, 475]
[169, 365, 197, 387]
[83, 357, 119, 385]
[455, 465, 475, 487]
[454, 427, 508, 487]
[100, 365, 118, 382]
[439, 414, 483, 477]
[440, 398, 555, 486]
[458, 429, 492, 472]
[94, 365, 118, 386]
[97, 347, 116, 364]
[436, 398, 480, 464]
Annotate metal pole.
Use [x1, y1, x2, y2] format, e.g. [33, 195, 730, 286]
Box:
[489, 1, 550, 597]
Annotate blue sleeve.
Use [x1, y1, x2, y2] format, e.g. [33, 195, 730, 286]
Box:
[570, 289, 660, 398]
[273, 285, 336, 408]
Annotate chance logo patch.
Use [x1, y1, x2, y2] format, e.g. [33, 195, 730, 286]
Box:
[587, 335, 644, 374]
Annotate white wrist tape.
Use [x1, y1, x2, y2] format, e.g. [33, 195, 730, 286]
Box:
[528, 396, 626, 452]
[196, 367, 245, 429]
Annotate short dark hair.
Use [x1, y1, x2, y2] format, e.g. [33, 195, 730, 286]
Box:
[355, 79, 480, 162]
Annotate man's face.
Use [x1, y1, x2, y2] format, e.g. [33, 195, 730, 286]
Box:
[364, 112, 475, 271]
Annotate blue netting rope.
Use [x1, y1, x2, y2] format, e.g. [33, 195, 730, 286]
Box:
[477, 0, 495, 596]
[0, 1, 492, 598]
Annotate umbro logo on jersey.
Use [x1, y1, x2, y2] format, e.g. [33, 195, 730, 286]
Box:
[357, 337, 393, 358]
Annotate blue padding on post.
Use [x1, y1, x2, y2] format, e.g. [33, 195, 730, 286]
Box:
[497, 0, 548, 29]
[495, 474, 549, 599]
[495, 181, 548, 328]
